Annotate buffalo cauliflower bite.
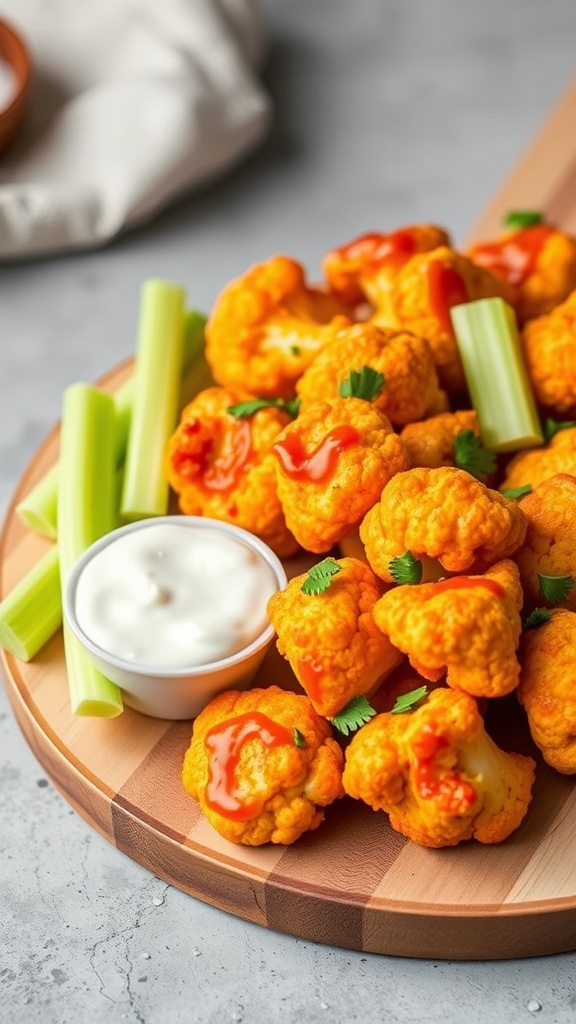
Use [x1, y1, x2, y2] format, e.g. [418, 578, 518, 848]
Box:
[372, 560, 523, 699]
[267, 557, 403, 718]
[360, 466, 527, 581]
[342, 688, 535, 847]
[204, 255, 352, 398]
[399, 409, 479, 469]
[514, 475, 576, 611]
[468, 221, 576, 323]
[521, 288, 576, 416]
[272, 396, 410, 554]
[375, 246, 515, 393]
[181, 685, 345, 845]
[166, 385, 298, 557]
[518, 609, 576, 773]
[500, 427, 576, 492]
[295, 321, 448, 427]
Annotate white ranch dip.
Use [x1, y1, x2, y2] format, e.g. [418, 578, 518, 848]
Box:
[73, 523, 279, 669]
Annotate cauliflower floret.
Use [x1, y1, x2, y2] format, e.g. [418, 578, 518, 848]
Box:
[342, 688, 535, 847]
[518, 609, 576, 773]
[500, 427, 576, 492]
[514, 474, 576, 611]
[204, 255, 352, 398]
[372, 560, 523, 698]
[166, 385, 298, 557]
[360, 466, 527, 581]
[521, 288, 576, 416]
[469, 221, 576, 323]
[377, 246, 515, 393]
[272, 396, 410, 554]
[267, 557, 403, 718]
[181, 686, 344, 845]
[295, 321, 448, 427]
[399, 409, 479, 469]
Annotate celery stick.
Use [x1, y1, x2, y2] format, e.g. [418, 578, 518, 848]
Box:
[58, 382, 123, 717]
[121, 279, 186, 521]
[451, 298, 544, 453]
[16, 307, 206, 539]
[0, 545, 61, 661]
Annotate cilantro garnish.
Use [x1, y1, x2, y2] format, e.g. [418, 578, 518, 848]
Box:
[339, 366, 385, 402]
[290, 345, 301, 357]
[453, 429, 497, 480]
[227, 397, 301, 419]
[523, 607, 552, 630]
[542, 417, 576, 442]
[503, 210, 544, 230]
[391, 685, 429, 715]
[389, 551, 423, 585]
[301, 557, 341, 595]
[293, 728, 306, 749]
[500, 484, 532, 500]
[537, 573, 576, 604]
[329, 695, 377, 737]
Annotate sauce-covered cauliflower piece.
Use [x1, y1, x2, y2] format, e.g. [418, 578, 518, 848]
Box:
[520, 288, 576, 416]
[519, 609, 576, 773]
[342, 688, 535, 847]
[181, 685, 345, 845]
[500, 427, 576, 492]
[295, 321, 448, 427]
[360, 466, 527, 581]
[469, 220, 576, 323]
[399, 409, 479, 469]
[514, 475, 576, 611]
[166, 385, 298, 557]
[267, 557, 403, 718]
[272, 396, 410, 553]
[205, 255, 351, 398]
[372, 560, 523, 699]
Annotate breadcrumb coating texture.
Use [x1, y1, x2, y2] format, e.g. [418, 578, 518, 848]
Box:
[399, 409, 479, 469]
[521, 287, 576, 416]
[500, 428, 576, 492]
[519, 609, 576, 773]
[515, 475, 576, 611]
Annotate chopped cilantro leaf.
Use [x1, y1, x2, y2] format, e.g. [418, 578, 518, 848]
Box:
[523, 607, 552, 630]
[391, 685, 429, 714]
[542, 417, 576, 442]
[500, 484, 532, 500]
[227, 397, 300, 419]
[293, 728, 306, 748]
[537, 573, 576, 604]
[329, 695, 377, 736]
[301, 557, 341, 595]
[453, 429, 497, 480]
[339, 366, 385, 402]
[503, 210, 544, 230]
[290, 344, 301, 357]
[389, 551, 423, 585]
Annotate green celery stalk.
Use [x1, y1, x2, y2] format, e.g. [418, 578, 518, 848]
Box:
[15, 308, 206, 539]
[451, 298, 544, 453]
[120, 279, 186, 521]
[0, 545, 61, 661]
[58, 382, 123, 717]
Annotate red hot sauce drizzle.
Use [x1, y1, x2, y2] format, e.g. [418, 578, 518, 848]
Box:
[296, 655, 325, 705]
[431, 576, 505, 599]
[204, 711, 294, 821]
[326, 229, 420, 301]
[273, 425, 360, 483]
[172, 417, 252, 493]
[412, 725, 477, 815]
[426, 260, 469, 335]
[469, 224, 553, 288]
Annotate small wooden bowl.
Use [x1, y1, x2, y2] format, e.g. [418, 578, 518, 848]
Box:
[0, 18, 31, 155]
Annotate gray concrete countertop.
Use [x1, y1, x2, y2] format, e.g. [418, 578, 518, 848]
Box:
[2, 1, 576, 1021]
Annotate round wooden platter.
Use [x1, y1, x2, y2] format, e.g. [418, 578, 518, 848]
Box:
[3, 359, 576, 963]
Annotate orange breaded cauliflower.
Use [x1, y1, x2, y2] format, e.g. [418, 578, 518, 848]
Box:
[181, 685, 345, 845]
[399, 409, 479, 469]
[166, 385, 298, 557]
[374, 246, 514, 393]
[514, 475, 576, 611]
[204, 255, 351, 399]
[322, 224, 451, 310]
[372, 561, 523, 699]
[521, 288, 576, 416]
[469, 220, 576, 323]
[519, 609, 576, 773]
[342, 688, 535, 847]
[500, 427, 576, 492]
[272, 396, 410, 554]
[360, 466, 527, 581]
[295, 321, 448, 427]
[267, 557, 403, 718]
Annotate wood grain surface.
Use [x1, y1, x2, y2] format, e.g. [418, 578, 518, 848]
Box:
[3, 80, 576, 960]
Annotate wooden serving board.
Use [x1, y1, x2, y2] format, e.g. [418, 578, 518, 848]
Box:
[4, 79, 576, 960]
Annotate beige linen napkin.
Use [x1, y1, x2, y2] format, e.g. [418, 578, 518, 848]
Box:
[0, 0, 270, 258]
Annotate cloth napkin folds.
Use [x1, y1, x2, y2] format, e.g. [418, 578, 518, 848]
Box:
[0, 0, 270, 258]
